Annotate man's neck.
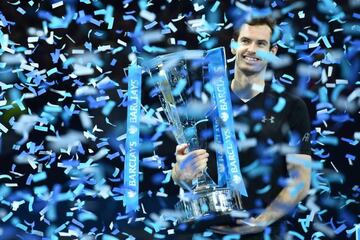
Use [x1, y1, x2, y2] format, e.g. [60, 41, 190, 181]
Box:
[231, 69, 266, 102]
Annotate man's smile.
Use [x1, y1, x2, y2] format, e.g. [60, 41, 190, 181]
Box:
[242, 55, 261, 64]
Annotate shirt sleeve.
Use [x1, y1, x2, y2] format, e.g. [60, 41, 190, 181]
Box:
[288, 97, 311, 155]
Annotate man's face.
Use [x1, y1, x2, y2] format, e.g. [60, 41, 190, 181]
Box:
[234, 24, 277, 75]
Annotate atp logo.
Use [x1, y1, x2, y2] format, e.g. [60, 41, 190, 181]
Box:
[233, 175, 242, 184]
[129, 125, 138, 135]
[220, 112, 229, 122]
[127, 190, 137, 198]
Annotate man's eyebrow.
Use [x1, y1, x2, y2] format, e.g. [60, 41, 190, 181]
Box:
[239, 37, 269, 43]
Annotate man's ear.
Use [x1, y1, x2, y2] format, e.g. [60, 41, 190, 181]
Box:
[230, 39, 237, 55]
[270, 44, 278, 55]
[231, 47, 237, 55]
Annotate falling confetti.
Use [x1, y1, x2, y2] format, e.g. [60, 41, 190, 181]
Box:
[0, 0, 359, 239]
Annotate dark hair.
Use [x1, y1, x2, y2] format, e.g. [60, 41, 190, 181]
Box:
[233, 16, 278, 45]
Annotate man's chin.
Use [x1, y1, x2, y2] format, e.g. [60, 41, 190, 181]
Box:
[239, 67, 259, 75]
[238, 64, 265, 74]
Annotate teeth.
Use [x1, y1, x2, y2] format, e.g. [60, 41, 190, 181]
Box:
[244, 56, 258, 61]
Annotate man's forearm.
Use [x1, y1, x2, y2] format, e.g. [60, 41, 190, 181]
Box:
[255, 154, 312, 225]
[255, 181, 309, 225]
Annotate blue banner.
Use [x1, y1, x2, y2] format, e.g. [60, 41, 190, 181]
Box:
[211, 94, 228, 187]
[207, 47, 248, 197]
[124, 64, 142, 213]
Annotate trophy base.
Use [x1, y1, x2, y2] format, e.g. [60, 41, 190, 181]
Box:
[175, 211, 248, 233]
[175, 187, 248, 232]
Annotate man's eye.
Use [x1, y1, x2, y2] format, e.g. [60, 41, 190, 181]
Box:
[258, 42, 267, 47]
[241, 39, 249, 44]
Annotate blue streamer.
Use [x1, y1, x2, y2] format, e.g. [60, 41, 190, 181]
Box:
[213, 109, 227, 187]
[207, 47, 248, 197]
[124, 65, 142, 213]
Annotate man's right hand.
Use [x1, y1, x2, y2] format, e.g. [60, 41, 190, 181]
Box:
[172, 143, 209, 184]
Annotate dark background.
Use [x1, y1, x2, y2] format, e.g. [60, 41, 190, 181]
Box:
[0, 0, 359, 239]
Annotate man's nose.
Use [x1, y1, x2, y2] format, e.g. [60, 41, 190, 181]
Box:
[247, 42, 257, 53]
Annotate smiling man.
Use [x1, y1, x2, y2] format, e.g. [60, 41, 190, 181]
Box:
[231, 17, 278, 101]
[214, 16, 312, 239]
[172, 16, 312, 239]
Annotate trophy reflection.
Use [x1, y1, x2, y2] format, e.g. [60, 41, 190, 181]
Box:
[143, 48, 246, 225]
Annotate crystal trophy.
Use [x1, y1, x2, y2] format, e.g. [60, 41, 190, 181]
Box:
[142, 48, 247, 228]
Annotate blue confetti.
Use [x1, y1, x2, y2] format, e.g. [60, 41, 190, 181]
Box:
[256, 185, 271, 194]
[171, 78, 187, 96]
[273, 97, 286, 113]
[0, 1, 357, 239]
[288, 230, 305, 240]
[256, 50, 281, 64]
[32, 172, 47, 183]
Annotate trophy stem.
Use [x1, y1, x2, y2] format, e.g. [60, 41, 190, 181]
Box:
[192, 169, 216, 191]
